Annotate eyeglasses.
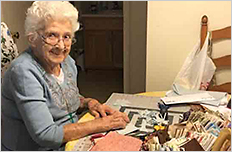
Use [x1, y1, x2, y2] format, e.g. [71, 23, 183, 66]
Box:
[38, 32, 76, 47]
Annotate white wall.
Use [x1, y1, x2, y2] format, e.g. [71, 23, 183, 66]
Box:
[146, 1, 231, 92]
[1, 1, 33, 53]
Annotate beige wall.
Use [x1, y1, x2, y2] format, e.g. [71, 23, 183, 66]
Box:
[1, 1, 33, 53]
[123, 1, 147, 94]
[146, 1, 231, 92]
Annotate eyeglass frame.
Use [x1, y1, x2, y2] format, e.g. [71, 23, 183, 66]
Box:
[37, 32, 77, 47]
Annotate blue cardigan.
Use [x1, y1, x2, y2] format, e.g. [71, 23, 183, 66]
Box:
[1, 48, 81, 150]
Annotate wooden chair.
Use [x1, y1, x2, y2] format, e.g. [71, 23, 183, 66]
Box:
[200, 15, 231, 94]
[211, 128, 231, 151]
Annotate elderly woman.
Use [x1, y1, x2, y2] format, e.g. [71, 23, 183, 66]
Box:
[1, 1, 129, 151]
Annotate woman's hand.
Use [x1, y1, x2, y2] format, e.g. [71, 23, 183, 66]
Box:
[88, 99, 130, 123]
[63, 109, 130, 142]
[88, 99, 116, 118]
[99, 111, 130, 130]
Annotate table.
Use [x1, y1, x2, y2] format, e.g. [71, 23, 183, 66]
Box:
[65, 91, 231, 151]
[65, 91, 189, 151]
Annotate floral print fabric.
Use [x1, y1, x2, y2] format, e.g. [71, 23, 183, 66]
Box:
[1, 22, 19, 79]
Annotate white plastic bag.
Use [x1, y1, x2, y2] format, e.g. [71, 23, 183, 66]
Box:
[173, 32, 216, 91]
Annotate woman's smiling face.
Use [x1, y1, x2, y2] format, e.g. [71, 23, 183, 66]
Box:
[34, 19, 73, 67]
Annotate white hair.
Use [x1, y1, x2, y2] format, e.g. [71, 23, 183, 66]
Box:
[25, 1, 79, 37]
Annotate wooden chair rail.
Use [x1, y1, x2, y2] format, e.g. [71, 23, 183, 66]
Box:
[208, 82, 231, 94]
[212, 26, 231, 41]
[213, 55, 231, 68]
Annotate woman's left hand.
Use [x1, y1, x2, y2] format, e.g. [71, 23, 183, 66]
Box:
[88, 99, 116, 118]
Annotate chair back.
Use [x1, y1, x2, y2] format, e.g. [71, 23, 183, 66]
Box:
[200, 15, 231, 94]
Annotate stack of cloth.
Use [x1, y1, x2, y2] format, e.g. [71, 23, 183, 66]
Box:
[89, 131, 143, 151]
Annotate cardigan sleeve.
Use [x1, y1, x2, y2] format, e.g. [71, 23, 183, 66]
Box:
[10, 62, 64, 149]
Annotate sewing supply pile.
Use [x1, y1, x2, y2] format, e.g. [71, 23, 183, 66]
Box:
[86, 101, 230, 151]
[141, 104, 231, 151]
